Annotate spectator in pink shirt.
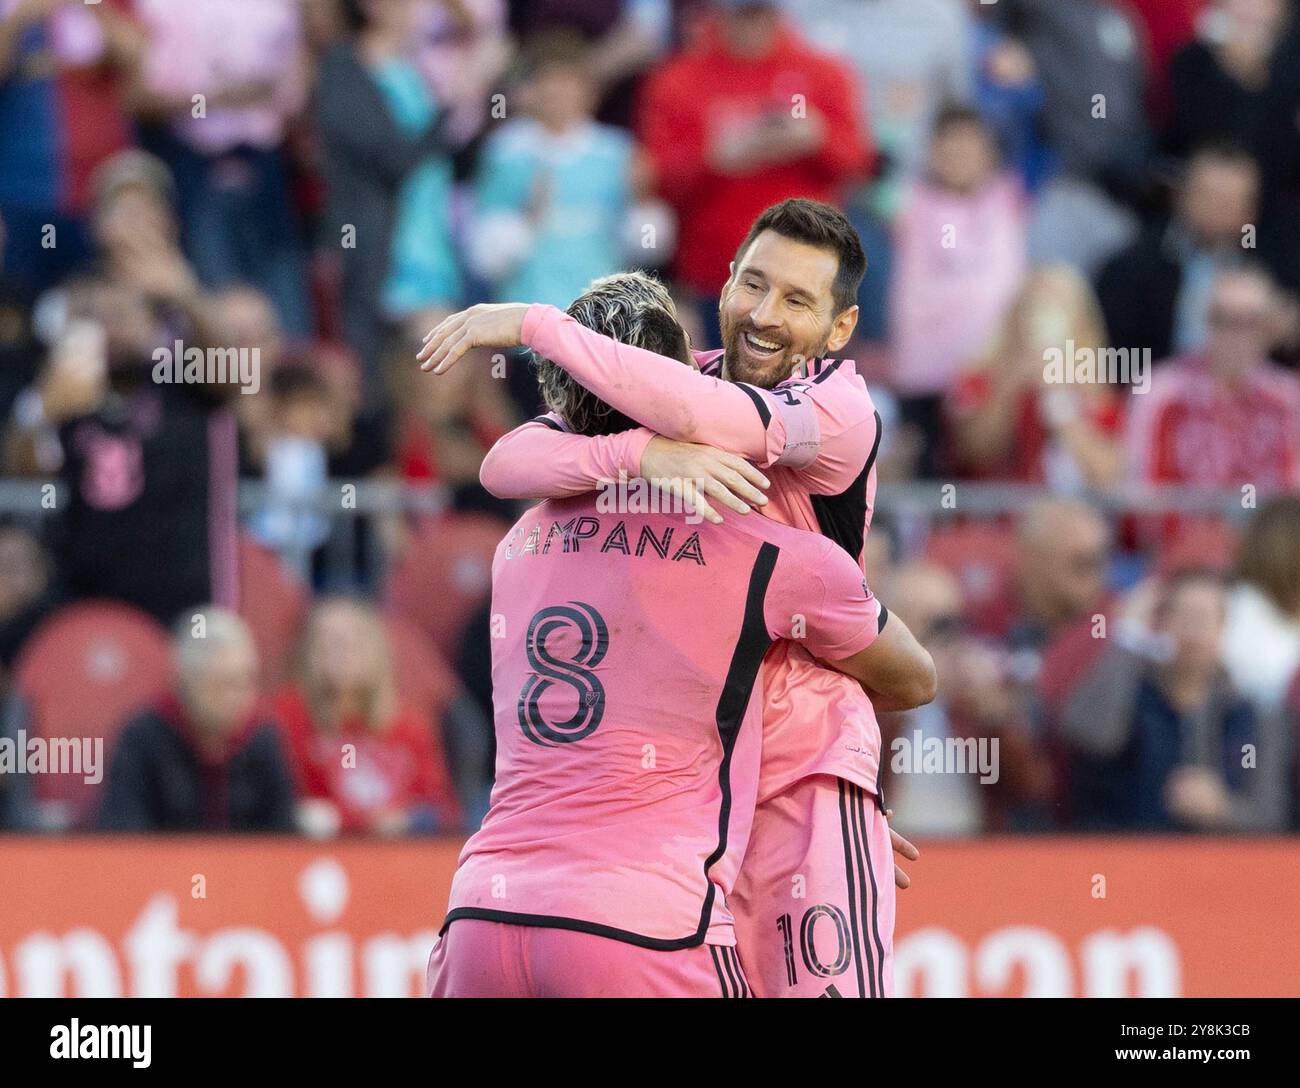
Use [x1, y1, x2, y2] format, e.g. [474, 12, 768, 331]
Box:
[127, 0, 311, 335]
[888, 104, 1027, 475]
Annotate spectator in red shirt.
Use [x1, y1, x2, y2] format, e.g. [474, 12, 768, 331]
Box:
[1126, 264, 1300, 495]
[637, 0, 870, 323]
[274, 597, 460, 836]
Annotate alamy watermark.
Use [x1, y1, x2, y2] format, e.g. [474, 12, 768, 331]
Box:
[152, 340, 260, 395]
[0, 731, 103, 785]
[595, 474, 708, 525]
[50, 1020, 151, 1069]
[890, 730, 1000, 785]
[1043, 340, 1151, 395]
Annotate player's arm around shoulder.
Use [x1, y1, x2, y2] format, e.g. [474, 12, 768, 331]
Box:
[480, 414, 771, 520]
[802, 536, 936, 712]
[829, 607, 938, 713]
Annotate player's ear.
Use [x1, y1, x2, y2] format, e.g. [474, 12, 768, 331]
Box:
[826, 304, 859, 355]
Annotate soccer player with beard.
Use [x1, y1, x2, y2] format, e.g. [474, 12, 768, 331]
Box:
[419, 199, 911, 998]
[426, 271, 934, 998]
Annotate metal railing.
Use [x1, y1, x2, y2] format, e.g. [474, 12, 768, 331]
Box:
[0, 477, 1260, 519]
[0, 476, 1262, 589]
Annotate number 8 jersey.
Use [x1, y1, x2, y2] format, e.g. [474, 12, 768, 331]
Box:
[442, 494, 882, 950]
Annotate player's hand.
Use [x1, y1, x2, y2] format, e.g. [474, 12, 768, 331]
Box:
[639, 436, 770, 525]
[417, 303, 530, 374]
[885, 809, 919, 890]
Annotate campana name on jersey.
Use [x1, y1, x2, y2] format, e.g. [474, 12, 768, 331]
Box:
[503, 515, 707, 565]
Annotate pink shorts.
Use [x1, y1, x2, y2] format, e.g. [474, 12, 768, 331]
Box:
[730, 776, 895, 998]
[427, 919, 752, 998]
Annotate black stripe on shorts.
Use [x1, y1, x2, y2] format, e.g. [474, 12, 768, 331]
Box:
[710, 945, 733, 997]
[838, 778, 874, 997]
[852, 784, 887, 997]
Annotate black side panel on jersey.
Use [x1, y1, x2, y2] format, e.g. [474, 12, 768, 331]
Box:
[694, 540, 779, 943]
[441, 539, 779, 952]
[809, 410, 882, 563]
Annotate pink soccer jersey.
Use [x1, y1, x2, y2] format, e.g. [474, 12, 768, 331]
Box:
[481, 304, 886, 802]
[442, 495, 882, 949]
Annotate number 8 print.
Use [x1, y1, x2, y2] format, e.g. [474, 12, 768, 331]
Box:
[517, 602, 609, 746]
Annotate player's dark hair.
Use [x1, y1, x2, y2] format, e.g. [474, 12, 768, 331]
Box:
[341, 0, 369, 33]
[732, 198, 866, 315]
[535, 271, 691, 438]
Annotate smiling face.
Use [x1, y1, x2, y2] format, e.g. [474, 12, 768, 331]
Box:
[718, 230, 858, 388]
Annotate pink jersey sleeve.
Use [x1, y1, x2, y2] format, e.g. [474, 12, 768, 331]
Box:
[522, 305, 878, 482]
[764, 534, 882, 661]
[479, 415, 655, 500]
[522, 303, 784, 466]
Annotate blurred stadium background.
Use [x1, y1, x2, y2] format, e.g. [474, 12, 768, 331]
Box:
[0, 0, 1298, 997]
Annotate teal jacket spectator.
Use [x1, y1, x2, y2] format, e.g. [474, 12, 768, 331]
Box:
[466, 35, 644, 310]
[469, 117, 636, 310]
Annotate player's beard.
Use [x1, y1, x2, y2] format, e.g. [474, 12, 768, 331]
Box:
[720, 313, 831, 390]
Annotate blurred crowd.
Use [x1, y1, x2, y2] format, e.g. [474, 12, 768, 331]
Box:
[0, 0, 1298, 837]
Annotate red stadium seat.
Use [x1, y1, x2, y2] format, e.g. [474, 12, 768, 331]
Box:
[384, 512, 508, 659]
[237, 534, 310, 687]
[13, 601, 173, 829]
[923, 521, 1020, 637]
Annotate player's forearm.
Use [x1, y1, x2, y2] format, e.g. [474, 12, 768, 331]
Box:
[829, 609, 937, 711]
[522, 304, 774, 460]
[479, 420, 654, 500]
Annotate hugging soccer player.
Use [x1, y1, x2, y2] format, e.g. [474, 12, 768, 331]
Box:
[424, 271, 933, 997]
[421, 200, 925, 997]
